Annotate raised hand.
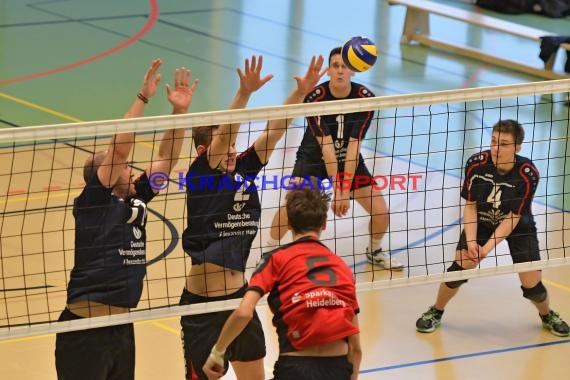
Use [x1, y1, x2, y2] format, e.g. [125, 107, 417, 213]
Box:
[294, 54, 326, 95]
[139, 58, 163, 99]
[236, 55, 274, 95]
[166, 67, 199, 114]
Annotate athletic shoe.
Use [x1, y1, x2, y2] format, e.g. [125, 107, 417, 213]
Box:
[366, 248, 404, 270]
[416, 305, 443, 333]
[541, 310, 570, 337]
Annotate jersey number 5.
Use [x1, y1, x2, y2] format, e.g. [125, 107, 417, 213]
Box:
[306, 256, 337, 286]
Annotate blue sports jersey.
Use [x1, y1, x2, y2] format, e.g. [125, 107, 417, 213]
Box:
[67, 172, 155, 308]
[182, 145, 264, 271]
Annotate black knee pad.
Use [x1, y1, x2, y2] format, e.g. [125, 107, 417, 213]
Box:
[445, 261, 468, 289]
[521, 281, 547, 303]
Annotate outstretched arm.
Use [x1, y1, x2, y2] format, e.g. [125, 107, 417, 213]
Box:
[202, 291, 262, 378]
[98, 59, 162, 188]
[207, 55, 273, 168]
[146, 67, 199, 183]
[254, 54, 326, 164]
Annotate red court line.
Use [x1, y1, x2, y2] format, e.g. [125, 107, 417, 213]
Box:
[0, 0, 159, 86]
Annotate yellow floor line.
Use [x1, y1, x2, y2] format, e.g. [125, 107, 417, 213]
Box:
[0, 333, 55, 344]
[543, 279, 570, 293]
[0, 190, 82, 205]
[1, 90, 157, 148]
[148, 321, 180, 335]
[0, 91, 82, 123]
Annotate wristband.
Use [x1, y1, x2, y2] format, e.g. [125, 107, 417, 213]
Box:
[137, 93, 149, 104]
[209, 345, 225, 366]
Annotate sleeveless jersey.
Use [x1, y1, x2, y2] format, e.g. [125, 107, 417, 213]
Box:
[182, 145, 264, 271]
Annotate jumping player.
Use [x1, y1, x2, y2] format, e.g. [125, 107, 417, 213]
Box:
[266, 47, 403, 270]
[416, 119, 569, 337]
[179, 55, 326, 380]
[203, 179, 361, 380]
[55, 59, 198, 379]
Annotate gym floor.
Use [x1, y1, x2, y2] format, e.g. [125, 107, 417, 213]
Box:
[1, 1, 569, 379]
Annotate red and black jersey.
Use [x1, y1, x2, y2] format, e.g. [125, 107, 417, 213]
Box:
[248, 236, 360, 353]
[296, 81, 375, 169]
[460, 150, 539, 232]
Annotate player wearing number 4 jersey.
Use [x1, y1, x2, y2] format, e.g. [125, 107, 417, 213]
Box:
[203, 179, 361, 380]
[416, 119, 569, 337]
[267, 47, 403, 270]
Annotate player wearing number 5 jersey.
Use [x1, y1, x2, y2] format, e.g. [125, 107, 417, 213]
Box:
[203, 180, 361, 380]
[267, 47, 403, 270]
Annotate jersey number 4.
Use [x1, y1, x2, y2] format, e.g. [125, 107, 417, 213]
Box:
[486, 184, 502, 209]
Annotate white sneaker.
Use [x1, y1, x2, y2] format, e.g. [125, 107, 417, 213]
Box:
[366, 248, 404, 270]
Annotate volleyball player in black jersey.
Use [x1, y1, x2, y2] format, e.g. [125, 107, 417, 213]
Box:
[416, 119, 569, 337]
[266, 47, 404, 270]
[55, 59, 198, 380]
[179, 55, 325, 380]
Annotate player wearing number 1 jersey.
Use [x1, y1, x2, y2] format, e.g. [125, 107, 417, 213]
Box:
[267, 47, 403, 270]
[203, 179, 361, 380]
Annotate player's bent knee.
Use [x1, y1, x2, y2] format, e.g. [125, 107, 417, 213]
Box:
[521, 281, 547, 303]
[445, 261, 468, 289]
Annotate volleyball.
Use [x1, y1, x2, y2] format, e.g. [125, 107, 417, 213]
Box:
[341, 36, 377, 72]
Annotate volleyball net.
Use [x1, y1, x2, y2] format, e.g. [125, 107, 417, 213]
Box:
[1, 78, 569, 339]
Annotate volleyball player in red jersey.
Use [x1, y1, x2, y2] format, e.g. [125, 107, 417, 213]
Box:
[203, 180, 361, 380]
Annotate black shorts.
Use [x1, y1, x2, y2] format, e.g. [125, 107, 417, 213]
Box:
[292, 155, 373, 191]
[456, 226, 540, 263]
[179, 285, 266, 380]
[272, 355, 353, 380]
[55, 308, 135, 380]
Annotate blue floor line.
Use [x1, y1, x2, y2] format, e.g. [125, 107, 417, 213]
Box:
[360, 338, 570, 374]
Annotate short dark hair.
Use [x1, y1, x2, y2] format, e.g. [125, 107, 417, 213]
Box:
[192, 125, 218, 150]
[329, 47, 342, 65]
[286, 178, 330, 234]
[83, 151, 107, 183]
[492, 119, 525, 145]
